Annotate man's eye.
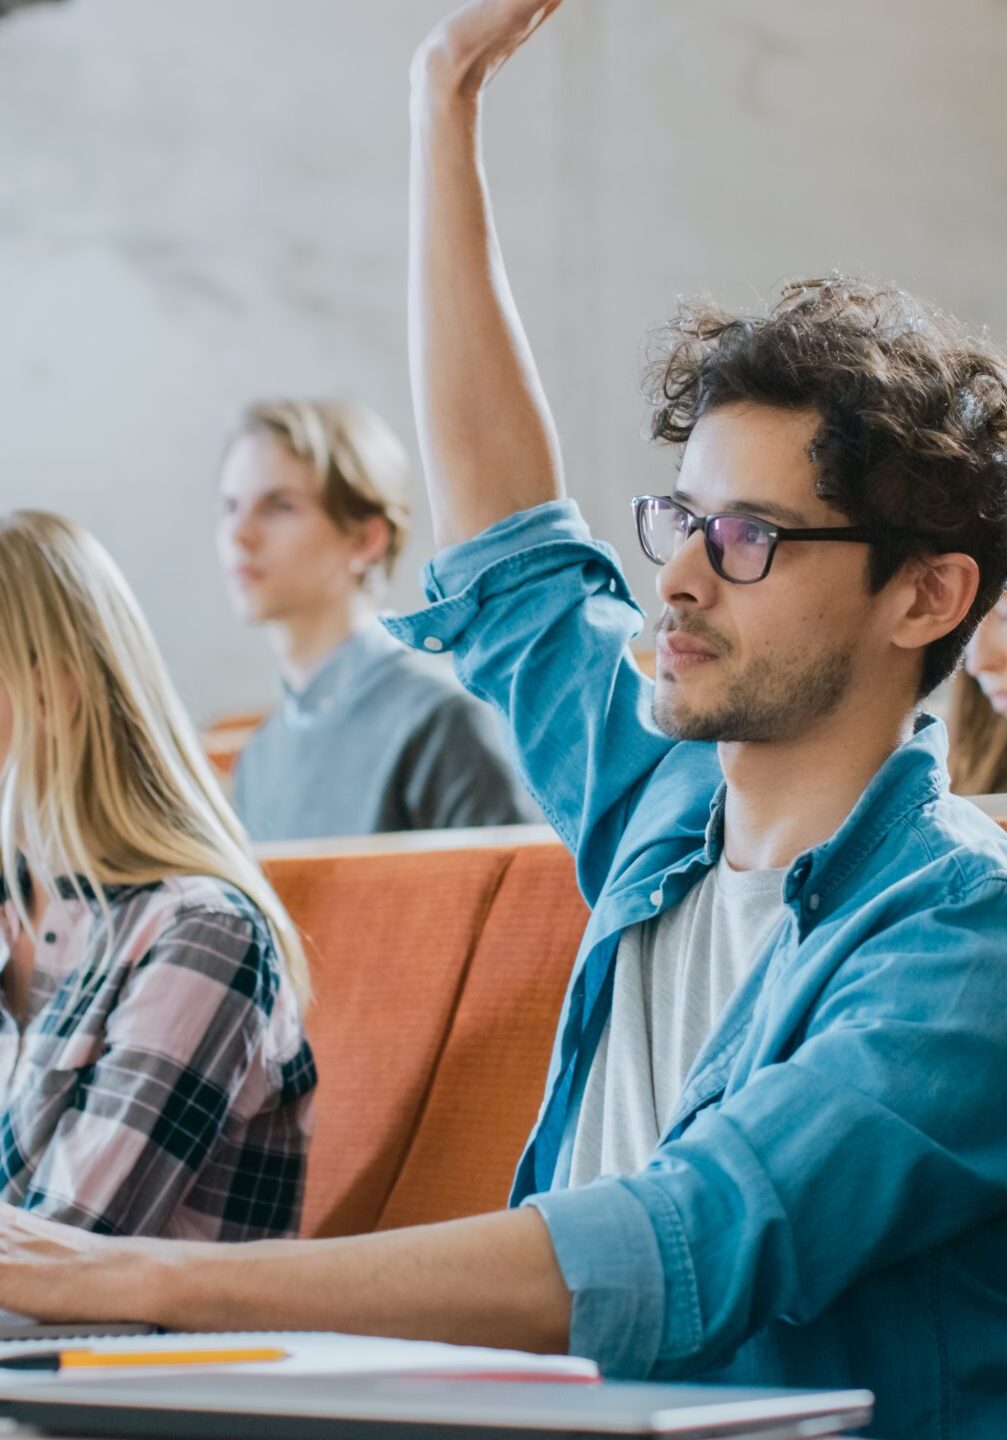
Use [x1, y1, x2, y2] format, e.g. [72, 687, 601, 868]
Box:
[740, 522, 765, 545]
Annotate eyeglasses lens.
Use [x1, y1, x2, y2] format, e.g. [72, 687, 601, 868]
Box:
[707, 515, 772, 581]
[638, 500, 689, 564]
[637, 501, 773, 581]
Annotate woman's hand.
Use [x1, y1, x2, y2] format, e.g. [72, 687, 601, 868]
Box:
[413, 0, 569, 97]
[0, 1204, 158, 1323]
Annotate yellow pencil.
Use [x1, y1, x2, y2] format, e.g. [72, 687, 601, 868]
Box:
[58, 1346, 288, 1370]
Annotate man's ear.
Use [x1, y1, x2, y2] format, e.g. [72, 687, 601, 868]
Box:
[890, 552, 980, 654]
[349, 515, 393, 580]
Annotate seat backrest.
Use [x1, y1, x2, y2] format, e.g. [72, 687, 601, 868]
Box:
[205, 708, 268, 733]
[264, 843, 585, 1238]
[378, 845, 586, 1229]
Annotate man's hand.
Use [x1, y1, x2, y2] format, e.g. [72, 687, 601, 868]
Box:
[414, 0, 569, 97]
[0, 1205, 160, 1323]
[408, 0, 570, 547]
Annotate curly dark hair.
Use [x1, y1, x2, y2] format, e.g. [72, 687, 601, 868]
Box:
[646, 276, 1007, 696]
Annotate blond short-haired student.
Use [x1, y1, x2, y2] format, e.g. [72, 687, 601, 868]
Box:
[218, 398, 536, 839]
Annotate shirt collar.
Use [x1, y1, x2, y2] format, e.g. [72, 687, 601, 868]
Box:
[0, 867, 100, 960]
[0, 868, 100, 907]
[281, 620, 402, 726]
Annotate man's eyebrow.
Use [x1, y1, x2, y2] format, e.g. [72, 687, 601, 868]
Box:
[220, 485, 300, 503]
[673, 487, 811, 529]
[259, 487, 302, 503]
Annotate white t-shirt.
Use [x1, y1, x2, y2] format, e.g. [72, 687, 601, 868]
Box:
[568, 853, 787, 1187]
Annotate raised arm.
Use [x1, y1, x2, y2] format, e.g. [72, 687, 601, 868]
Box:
[409, 0, 569, 548]
[398, 0, 696, 887]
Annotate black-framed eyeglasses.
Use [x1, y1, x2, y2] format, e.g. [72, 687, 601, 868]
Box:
[631, 495, 879, 585]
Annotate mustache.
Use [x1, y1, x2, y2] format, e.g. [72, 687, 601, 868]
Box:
[653, 611, 732, 658]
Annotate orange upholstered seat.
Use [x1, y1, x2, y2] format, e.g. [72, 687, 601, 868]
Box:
[264, 843, 586, 1239]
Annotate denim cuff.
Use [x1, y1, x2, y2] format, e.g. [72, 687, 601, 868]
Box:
[522, 1177, 685, 1378]
[382, 500, 636, 657]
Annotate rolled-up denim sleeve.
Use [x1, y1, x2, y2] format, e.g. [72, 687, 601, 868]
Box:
[525, 881, 1007, 1378]
[527, 1177, 696, 1377]
[385, 502, 675, 899]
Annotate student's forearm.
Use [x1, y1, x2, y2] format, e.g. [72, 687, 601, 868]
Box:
[409, 60, 564, 549]
[152, 1208, 572, 1353]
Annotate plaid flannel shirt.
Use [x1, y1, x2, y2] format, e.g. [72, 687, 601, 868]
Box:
[0, 870, 316, 1240]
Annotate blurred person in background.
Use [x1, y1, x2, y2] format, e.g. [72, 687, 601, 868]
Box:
[217, 399, 537, 841]
[0, 511, 315, 1239]
[948, 592, 1007, 795]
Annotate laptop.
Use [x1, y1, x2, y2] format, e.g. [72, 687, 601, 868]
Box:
[0, 1372, 873, 1439]
[0, 1307, 154, 1343]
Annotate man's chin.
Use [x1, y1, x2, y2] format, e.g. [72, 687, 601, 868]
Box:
[652, 687, 713, 741]
[234, 608, 274, 629]
[652, 676, 720, 742]
[653, 701, 721, 742]
[228, 594, 278, 627]
[652, 686, 758, 743]
[652, 642, 855, 745]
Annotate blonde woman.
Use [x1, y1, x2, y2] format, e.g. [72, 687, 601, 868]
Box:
[217, 399, 536, 841]
[0, 511, 315, 1238]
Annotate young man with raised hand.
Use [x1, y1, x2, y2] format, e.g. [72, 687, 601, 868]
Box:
[0, 4, 1005, 1437]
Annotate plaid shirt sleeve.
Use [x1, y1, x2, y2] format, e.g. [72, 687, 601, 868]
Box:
[9, 904, 313, 1239]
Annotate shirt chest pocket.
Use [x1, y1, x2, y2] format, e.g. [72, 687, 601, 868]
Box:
[9, 1029, 104, 1104]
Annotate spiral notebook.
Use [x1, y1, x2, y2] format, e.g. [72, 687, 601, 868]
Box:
[0, 1329, 595, 1379]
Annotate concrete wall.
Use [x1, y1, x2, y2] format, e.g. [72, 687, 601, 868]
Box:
[1, 0, 1005, 719]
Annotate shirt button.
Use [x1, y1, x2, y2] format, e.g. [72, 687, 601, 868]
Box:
[423, 636, 444, 653]
[649, 889, 663, 908]
[808, 894, 821, 912]
[44, 932, 57, 944]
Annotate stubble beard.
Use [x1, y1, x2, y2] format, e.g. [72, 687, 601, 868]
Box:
[652, 641, 856, 743]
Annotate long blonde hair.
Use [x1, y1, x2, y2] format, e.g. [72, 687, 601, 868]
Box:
[947, 668, 1007, 796]
[0, 511, 310, 1004]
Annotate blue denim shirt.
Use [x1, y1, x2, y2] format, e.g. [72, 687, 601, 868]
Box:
[385, 501, 1007, 1440]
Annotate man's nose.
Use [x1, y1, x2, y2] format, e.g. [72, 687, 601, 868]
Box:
[230, 512, 260, 551]
[655, 531, 716, 609]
